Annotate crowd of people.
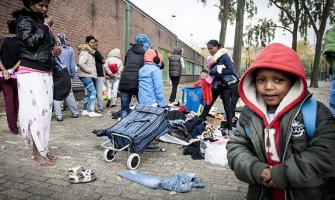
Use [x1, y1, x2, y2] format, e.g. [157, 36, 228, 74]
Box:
[1, 0, 335, 199]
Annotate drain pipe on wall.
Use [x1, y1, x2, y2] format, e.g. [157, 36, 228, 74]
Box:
[125, 2, 130, 53]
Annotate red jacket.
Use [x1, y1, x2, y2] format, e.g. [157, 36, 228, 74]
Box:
[193, 79, 212, 105]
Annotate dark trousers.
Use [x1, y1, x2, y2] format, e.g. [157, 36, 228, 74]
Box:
[120, 89, 138, 118]
[199, 85, 233, 130]
[230, 83, 240, 118]
[169, 76, 180, 102]
[0, 77, 19, 133]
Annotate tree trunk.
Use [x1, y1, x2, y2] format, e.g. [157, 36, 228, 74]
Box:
[232, 0, 245, 71]
[310, 33, 324, 88]
[219, 0, 230, 46]
[292, 23, 298, 51]
[291, 1, 300, 51]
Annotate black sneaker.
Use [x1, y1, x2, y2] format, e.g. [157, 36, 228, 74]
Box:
[146, 144, 160, 152]
[106, 100, 111, 107]
[56, 117, 63, 122]
[72, 115, 79, 118]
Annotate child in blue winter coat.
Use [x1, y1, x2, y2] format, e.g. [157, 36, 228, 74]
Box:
[138, 49, 166, 107]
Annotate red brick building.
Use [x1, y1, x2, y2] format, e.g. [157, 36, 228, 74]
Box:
[0, 0, 205, 84]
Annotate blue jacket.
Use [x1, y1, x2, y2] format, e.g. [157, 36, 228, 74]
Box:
[138, 62, 166, 107]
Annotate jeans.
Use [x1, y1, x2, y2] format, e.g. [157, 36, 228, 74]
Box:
[0, 77, 19, 133]
[79, 77, 96, 112]
[53, 81, 78, 118]
[200, 85, 233, 130]
[118, 170, 204, 192]
[94, 77, 104, 109]
[120, 90, 138, 118]
[169, 76, 180, 102]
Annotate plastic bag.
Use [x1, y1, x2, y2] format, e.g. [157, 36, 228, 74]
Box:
[202, 140, 228, 166]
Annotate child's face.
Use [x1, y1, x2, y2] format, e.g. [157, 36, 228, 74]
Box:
[255, 68, 293, 111]
[200, 72, 208, 79]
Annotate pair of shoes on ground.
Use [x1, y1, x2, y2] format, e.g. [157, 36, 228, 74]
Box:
[68, 166, 96, 184]
[56, 114, 79, 121]
[82, 110, 102, 117]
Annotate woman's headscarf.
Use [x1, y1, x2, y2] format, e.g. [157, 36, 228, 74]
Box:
[56, 33, 68, 48]
[135, 34, 152, 51]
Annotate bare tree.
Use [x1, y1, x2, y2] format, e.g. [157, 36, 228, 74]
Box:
[301, 0, 335, 87]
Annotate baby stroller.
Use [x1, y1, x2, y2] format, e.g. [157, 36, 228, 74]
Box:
[101, 104, 170, 169]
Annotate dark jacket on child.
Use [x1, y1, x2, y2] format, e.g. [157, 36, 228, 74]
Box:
[227, 43, 335, 200]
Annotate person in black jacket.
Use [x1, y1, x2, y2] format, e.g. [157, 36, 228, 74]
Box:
[0, 20, 20, 134]
[119, 34, 152, 118]
[13, 0, 61, 167]
[199, 40, 239, 135]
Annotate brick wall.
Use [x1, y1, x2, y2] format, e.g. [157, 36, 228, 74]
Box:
[0, 0, 205, 67]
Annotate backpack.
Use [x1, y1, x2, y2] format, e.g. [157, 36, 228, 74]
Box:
[53, 57, 72, 101]
[243, 98, 317, 140]
[301, 98, 317, 141]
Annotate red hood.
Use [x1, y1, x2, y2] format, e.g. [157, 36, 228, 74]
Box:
[238, 43, 307, 125]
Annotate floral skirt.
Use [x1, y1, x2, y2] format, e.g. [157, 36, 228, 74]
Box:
[17, 72, 53, 157]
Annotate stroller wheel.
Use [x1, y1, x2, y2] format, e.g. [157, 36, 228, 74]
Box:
[127, 153, 140, 169]
[104, 149, 116, 162]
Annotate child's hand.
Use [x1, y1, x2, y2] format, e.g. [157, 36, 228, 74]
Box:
[260, 168, 272, 187]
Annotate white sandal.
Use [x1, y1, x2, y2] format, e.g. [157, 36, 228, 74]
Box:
[69, 170, 96, 184]
[68, 166, 94, 176]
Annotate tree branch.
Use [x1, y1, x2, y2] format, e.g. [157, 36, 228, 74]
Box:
[301, 0, 318, 32]
[271, 25, 293, 33]
[269, 0, 295, 23]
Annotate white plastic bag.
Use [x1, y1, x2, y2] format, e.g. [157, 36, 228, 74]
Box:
[202, 140, 228, 166]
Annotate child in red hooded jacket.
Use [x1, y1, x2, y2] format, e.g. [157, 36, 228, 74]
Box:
[227, 43, 335, 200]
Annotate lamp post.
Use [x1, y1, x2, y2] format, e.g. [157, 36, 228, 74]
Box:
[170, 15, 176, 31]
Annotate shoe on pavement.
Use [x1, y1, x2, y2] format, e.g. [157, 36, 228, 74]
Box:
[106, 100, 111, 107]
[95, 108, 104, 113]
[56, 117, 63, 122]
[82, 110, 89, 116]
[72, 114, 79, 118]
[89, 112, 102, 117]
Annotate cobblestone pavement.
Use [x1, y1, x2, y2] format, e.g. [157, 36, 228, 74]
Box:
[0, 81, 331, 200]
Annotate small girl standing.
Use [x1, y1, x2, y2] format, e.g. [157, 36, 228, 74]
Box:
[104, 48, 123, 107]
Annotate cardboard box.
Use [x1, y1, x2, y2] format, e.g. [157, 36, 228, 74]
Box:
[206, 116, 223, 127]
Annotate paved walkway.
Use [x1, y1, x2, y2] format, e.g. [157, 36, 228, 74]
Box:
[0, 81, 331, 200]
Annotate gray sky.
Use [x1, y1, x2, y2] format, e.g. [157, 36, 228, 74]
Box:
[129, 0, 323, 49]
